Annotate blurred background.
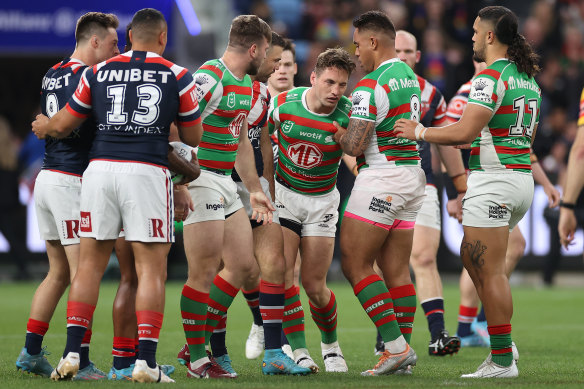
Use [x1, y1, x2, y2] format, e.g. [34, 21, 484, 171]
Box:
[1, 0, 583, 285]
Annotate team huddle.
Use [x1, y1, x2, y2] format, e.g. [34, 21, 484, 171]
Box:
[19, 5, 545, 383]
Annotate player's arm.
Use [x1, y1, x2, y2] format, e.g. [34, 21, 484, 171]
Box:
[530, 148, 560, 208]
[168, 145, 200, 185]
[236, 121, 275, 224]
[177, 121, 202, 148]
[32, 107, 85, 139]
[334, 118, 376, 156]
[342, 154, 358, 176]
[559, 123, 584, 248]
[260, 124, 276, 199]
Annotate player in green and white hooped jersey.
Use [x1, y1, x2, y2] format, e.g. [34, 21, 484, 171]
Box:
[333, 11, 423, 376]
[395, 6, 543, 378]
[269, 48, 355, 373]
[178, 15, 275, 380]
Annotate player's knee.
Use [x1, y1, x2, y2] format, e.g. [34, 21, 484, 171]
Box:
[46, 266, 71, 288]
[301, 278, 324, 300]
[410, 252, 437, 270]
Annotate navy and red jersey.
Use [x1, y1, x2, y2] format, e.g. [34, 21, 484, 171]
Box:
[417, 75, 448, 186]
[41, 58, 96, 176]
[66, 50, 201, 167]
[232, 80, 270, 182]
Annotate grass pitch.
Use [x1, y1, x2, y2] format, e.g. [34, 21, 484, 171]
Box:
[1, 280, 583, 388]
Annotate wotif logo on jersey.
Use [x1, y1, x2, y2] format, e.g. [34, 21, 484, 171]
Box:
[288, 142, 323, 169]
[227, 92, 236, 108]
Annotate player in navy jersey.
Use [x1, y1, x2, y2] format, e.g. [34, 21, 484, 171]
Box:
[32, 8, 203, 383]
[16, 12, 120, 380]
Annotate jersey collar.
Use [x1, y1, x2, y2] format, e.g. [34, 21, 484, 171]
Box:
[376, 57, 401, 70]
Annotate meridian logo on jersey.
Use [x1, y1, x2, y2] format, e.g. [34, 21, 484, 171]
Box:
[228, 112, 247, 138]
[281, 120, 294, 134]
[287, 142, 323, 169]
[351, 91, 370, 117]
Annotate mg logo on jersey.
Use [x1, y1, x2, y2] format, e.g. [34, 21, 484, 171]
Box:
[281, 120, 294, 134]
[288, 142, 323, 169]
[228, 112, 247, 138]
[227, 92, 236, 108]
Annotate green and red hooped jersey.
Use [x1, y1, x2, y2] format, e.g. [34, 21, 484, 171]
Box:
[268, 87, 352, 195]
[467, 59, 542, 173]
[193, 59, 252, 175]
[349, 58, 421, 171]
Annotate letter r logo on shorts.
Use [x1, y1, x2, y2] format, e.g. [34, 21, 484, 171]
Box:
[149, 218, 164, 238]
[80, 212, 92, 232]
[63, 220, 80, 239]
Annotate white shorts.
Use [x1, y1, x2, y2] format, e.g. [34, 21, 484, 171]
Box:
[79, 160, 174, 242]
[345, 167, 426, 229]
[183, 170, 243, 225]
[462, 171, 534, 231]
[415, 185, 441, 231]
[275, 181, 339, 237]
[34, 169, 82, 245]
[236, 177, 280, 226]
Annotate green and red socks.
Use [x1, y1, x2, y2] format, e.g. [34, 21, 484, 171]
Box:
[25, 318, 48, 356]
[309, 289, 338, 344]
[389, 284, 416, 344]
[180, 285, 209, 364]
[457, 305, 478, 337]
[112, 337, 136, 370]
[259, 280, 285, 349]
[282, 286, 306, 351]
[242, 286, 263, 326]
[64, 301, 95, 359]
[205, 275, 238, 346]
[353, 275, 403, 350]
[489, 324, 513, 367]
[420, 297, 445, 340]
[137, 310, 163, 369]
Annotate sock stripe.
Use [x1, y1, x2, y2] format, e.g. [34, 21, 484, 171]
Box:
[361, 292, 392, 311]
[26, 319, 49, 336]
[492, 347, 512, 355]
[182, 285, 209, 301]
[353, 274, 383, 295]
[285, 286, 300, 299]
[242, 287, 260, 294]
[213, 275, 239, 297]
[260, 279, 285, 294]
[66, 301, 95, 328]
[389, 283, 416, 299]
[282, 323, 304, 335]
[488, 324, 512, 335]
[425, 309, 444, 316]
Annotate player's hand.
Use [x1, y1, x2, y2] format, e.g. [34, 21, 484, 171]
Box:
[332, 121, 347, 143]
[32, 114, 50, 139]
[543, 184, 561, 208]
[558, 208, 577, 249]
[173, 184, 194, 221]
[250, 190, 275, 225]
[447, 193, 464, 223]
[393, 118, 418, 140]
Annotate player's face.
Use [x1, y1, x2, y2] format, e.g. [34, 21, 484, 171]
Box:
[247, 37, 270, 76]
[353, 28, 374, 73]
[256, 45, 283, 83]
[268, 50, 296, 92]
[96, 27, 120, 62]
[395, 33, 419, 71]
[311, 67, 349, 109]
[472, 17, 488, 63]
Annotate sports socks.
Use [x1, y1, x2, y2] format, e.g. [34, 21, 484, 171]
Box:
[64, 301, 95, 359]
[136, 310, 163, 369]
[421, 297, 445, 339]
[210, 315, 227, 357]
[389, 284, 417, 343]
[112, 337, 136, 370]
[259, 280, 285, 350]
[282, 286, 306, 351]
[205, 275, 238, 346]
[309, 289, 338, 344]
[79, 329, 92, 369]
[488, 324, 513, 367]
[242, 287, 263, 326]
[25, 318, 49, 355]
[457, 305, 478, 337]
[180, 285, 209, 363]
[353, 275, 403, 347]
[477, 306, 487, 323]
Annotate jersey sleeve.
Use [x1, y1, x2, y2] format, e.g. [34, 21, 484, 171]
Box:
[268, 92, 286, 134]
[176, 71, 201, 127]
[66, 67, 93, 118]
[193, 64, 221, 115]
[349, 78, 378, 122]
[467, 70, 501, 111]
[578, 87, 584, 127]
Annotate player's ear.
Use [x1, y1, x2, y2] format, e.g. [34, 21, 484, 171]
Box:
[91, 35, 99, 49]
[249, 43, 258, 59]
[310, 71, 316, 86]
[370, 36, 377, 50]
[160, 29, 167, 47]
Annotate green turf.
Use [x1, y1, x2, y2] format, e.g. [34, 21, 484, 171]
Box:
[1, 280, 583, 388]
